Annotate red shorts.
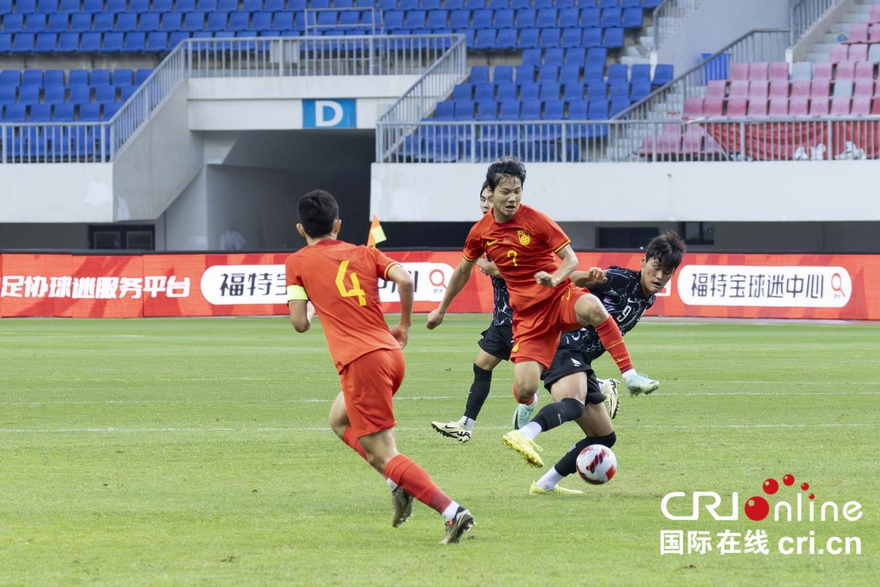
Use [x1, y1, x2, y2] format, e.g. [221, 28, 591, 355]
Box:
[339, 348, 405, 438]
[511, 283, 588, 369]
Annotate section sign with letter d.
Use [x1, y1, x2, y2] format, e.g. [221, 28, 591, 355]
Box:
[302, 99, 356, 128]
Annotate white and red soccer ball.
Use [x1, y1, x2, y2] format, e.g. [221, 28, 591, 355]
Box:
[576, 445, 617, 485]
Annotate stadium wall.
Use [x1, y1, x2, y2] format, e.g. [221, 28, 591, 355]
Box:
[1, 251, 877, 320]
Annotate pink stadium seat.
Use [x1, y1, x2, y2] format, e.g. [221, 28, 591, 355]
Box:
[656, 125, 684, 156]
[829, 44, 849, 63]
[844, 23, 869, 44]
[769, 62, 789, 80]
[830, 97, 851, 116]
[726, 97, 747, 117]
[871, 5, 880, 23]
[704, 97, 724, 118]
[810, 80, 831, 97]
[851, 95, 871, 115]
[836, 61, 857, 80]
[854, 79, 874, 97]
[684, 97, 704, 119]
[813, 62, 833, 81]
[848, 44, 868, 62]
[729, 63, 749, 81]
[748, 62, 769, 80]
[705, 80, 727, 99]
[769, 80, 789, 99]
[791, 80, 811, 98]
[728, 80, 749, 98]
[769, 98, 788, 117]
[747, 98, 768, 118]
[810, 96, 830, 117]
[870, 24, 880, 43]
[855, 61, 874, 80]
[749, 81, 769, 99]
[872, 97, 880, 114]
[790, 96, 809, 117]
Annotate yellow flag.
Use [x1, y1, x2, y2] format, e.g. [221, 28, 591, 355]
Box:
[367, 215, 387, 248]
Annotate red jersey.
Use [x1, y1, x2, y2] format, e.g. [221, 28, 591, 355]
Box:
[285, 239, 401, 372]
[463, 204, 572, 312]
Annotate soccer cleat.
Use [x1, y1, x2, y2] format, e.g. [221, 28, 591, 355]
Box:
[502, 430, 544, 468]
[430, 420, 471, 443]
[440, 508, 475, 545]
[598, 378, 620, 419]
[391, 487, 414, 528]
[625, 372, 659, 397]
[529, 481, 584, 496]
[512, 401, 537, 430]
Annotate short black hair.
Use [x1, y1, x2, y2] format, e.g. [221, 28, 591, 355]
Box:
[480, 179, 491, 195]
[485, 156, 526, 190]
[298, 190, 339, 238]
[645, 231, 686, 272]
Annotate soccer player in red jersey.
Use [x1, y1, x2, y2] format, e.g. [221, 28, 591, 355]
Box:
[426, 157, 658, 468]
[286, 190, 474, 544]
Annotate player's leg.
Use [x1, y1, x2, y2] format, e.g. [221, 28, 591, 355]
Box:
[514, 365, 586, 445]
[431, 345, 504, 443]
[328, 390, 374, 470]
[572, 292, 659, 396]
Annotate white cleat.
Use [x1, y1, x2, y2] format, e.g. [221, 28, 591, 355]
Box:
[598, 378, 620, 419]
[431, 420, 472, 443]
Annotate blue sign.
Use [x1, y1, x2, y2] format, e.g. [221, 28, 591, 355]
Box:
[302, 99, 357, 128]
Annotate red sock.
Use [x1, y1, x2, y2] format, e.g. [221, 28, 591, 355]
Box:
[595, 316, 634, 374]
[384, 454, 452, 514]
[341, 427, 368, 462]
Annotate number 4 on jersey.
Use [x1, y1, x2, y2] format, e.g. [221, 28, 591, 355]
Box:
[335, 260, 366, 306]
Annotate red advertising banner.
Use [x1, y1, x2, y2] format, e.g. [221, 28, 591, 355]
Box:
[1, 251, 878, 320]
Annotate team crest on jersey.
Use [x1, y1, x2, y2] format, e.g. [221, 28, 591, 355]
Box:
[517, 230, 531, 246]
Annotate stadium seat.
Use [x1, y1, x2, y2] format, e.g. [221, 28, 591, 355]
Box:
[833, 80, 854, 98]
[705, 80, 727, 100]
[602, 28, 624, 49]
[829, 45, 848, 63]
[851, 95, 871, 115]
[830, 97, 851, 116]
[791, 61, 813, 81]
[789, 96, 809, 117]
[813, 62, 833, 81]
[810, 96, 830, 116]
[729, 63, 749, 81]
[854, 79, 874, 97]
[684, 97, 703, 119]
[844, 23, 868, 44]
[35, 34, 58, 53]
[769, 62, 789, 81]
[749, 81, 768, 100]
[747, 98, 768, 119]
[728, 80, 749, 98]
[748, 62, 769, 80]
[726, 97, 747, 118]
[811, 80, 830, 98]
[768, 98, 788, 117]
[848, 44, 868, 63]
[836, 61, 857, 80]
[769, 80, 789, 99]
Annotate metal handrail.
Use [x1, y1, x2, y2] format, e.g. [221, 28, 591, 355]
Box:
[790, 0, 844, 44]
[654, 0, 706, 51]
[1, 35, 460, 164]
[613, 29, 791, 122]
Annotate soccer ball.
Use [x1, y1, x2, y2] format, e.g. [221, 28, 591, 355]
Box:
[575, 445, 617, 485]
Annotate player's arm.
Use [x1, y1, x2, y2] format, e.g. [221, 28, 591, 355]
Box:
[385, 264, 413, 349]
[572, 267, 608, 289]
[535, 244, 578, 288]
[288, 300, 316, 333]
[426, 257, 476, 329]
[476, 257, 501, 278]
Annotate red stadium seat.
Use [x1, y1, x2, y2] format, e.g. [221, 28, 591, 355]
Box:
[810, 96, 830, 117]
[791, 80, 811, 98]
[870, 5, 880, 23]
[748, 62, 768, 80]
[869, 24, 880, 43]
[681, 125, 704, 154]
[728, 80, 749, 98]
[854, 80, 874, 97]
[855, 61, 874, 81]
[810, 80, 830, 98]
[830, 97, 851, 116]
[872, 97, 880, 114]
[813, 62, 833, 81]
[729, 63, 749, 81]
[769, 80, 789, 99]
[747, 98, 768, 118]
[848, 44, 868, 62]
[684, 97, 704, 119]
[768, 98, 788, 117]
[790, 96, 809, 117]
[705, 80, 727, 99]
[844, 23, 868, 44]
[851, 95, 871, 116]
[769, 62, 789, 80]
[836, 61, 857, 80]
[829, 44, 848, 63]
[748, 81, 768, 99]
[704, 96, 724, 118]
[726, 97, 747, 117]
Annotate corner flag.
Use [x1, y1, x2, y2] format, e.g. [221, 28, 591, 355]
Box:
[367, 215, 387, 248]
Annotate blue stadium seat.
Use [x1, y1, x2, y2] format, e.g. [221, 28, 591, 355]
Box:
[334, 0, 354, 7]
[119, 85, 136, 101]
[178, 0, 197, 11]
[622, 8, 643, 29]
[494, 65, 513, 83]
[399, 0, 418, 9]
[476, 100, 498, 120]
[31, 104, 53, 122]
[287, 0, 306, 9]
[272, 12, 294, 31]
[453, 99, 475, 120]
[495, 9, 514, 29]
[123, 32, 146, 52]
[103, 102, 122, 119]
[540, 82, 560, 100]
[107, 0, 127, 12]
[474, 29, 495, 49]
[426, 10, 448, 29]
[59, 0, 80, 13]
[536, 8, 558, 28]
[515, 8, 535, 28]
[19, 86, 41, 103]
[544, 99, 564, 119]
[499, 99, 520, 119]
[139, 13, 161, 32]
[3, 14, 24, 34]
[69, 84, 91, 103]
[464, 0, 484, 9]
[601, 8, 622, 27]
[652, 64, 674, 86]
[581, 8, 600, 28]
[94, 85, 117, 103]
[311, 0, 331, 8]
[561, 28, 582, 48]
[559, 8, 580, 26]
[538, 64, 558, 82]
[560, 64, 580, 84]
[44, 70, 64, 86]
[54, 103, 75, 122]
[488, 0, 507, 8]
[145, 32, 167, 52]
[589, 98, 610, 119]
[607, 64, 628, 82]
[80, 32, 102, 52]
[131, 0, 150, 10]
[22, 70, 43, 87]
[448, 10, 469, 30]
[609, 79, 630, 99]
[642, 0, 662, 8]
[404, 10, 426, 30]
[434, 100, 454, 120]
[207, 12, 229, 31]
[540, 28, 560, 48]
[587, 79, 607, 98]
[421, 0, 441, 9]
[587, 47, 607, 65]
[610, 97, 631, 116]
[378, 0, 397, 8]
[35, 33, 58, 53]
[218, 0, 238, 10]
[152, 0, 173, 11]
[582, 28, 602, 48]
[521, 48, 541, 66]
[196, 0, 218, 11]
[58, 32, 79, 51]
[161, 13, 183, 32]
[629, 79, 651, 101]
[13, 34, 36, 53]
[117, 13, 138, 33]
[112, 70, 132, 86]
[496, 82, 516, 101]
[169, 31, 189, 48]
[135, 69, 152, 85]
[472, 9, 492, 29]
[452, 84, 472, 101]
[518, 27, 539, 48]
[0, 86, 17, 105]
[519, 82, 539, 101]
[68, 70, 88, 85]
[183, 13, 205, 32]
[544, 47, 564, 65]
[94, 13, 116, 33]
[91, 70, 111, 86]
[473, 83, 494, 101]
[495, 27, 516, 48]
[71, 14, 92, 33]
[79, 103, 101, 121]
[0, 70, 19, 87]
[520, 99, 541, 120]
[630, 64, 651, 84]
[598, 0, 619, 9]
[515, 63, 535, 83]
[47, 14, 69, 33]
[17, 0, 37, 12]
[470, 66, 490, 84]
[563, 82, 584, 101]
[602, 28, 624, 48]
[4, 104, 28, 122]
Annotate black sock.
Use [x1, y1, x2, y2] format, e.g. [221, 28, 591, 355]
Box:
[554, 432, 617, 477]
[530, 397, 585, 433]
[463, 364, 493, 421]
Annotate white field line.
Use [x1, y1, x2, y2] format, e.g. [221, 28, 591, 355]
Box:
[0, 423, 875, 434]
[2, 391, 879, 407]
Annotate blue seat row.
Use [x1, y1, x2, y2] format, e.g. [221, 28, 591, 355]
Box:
[1, 102, 122, 122]
[465, 62, 673, 86]
[0, 11, 315, 33]
[0, 84, 140, 104]
[381, 0, 659, 9]
[434, 97, 629, 120]
[0, 68, 152, 86]
[454, 79, 652, 100]
[383, 7, 642, 30]
[0, 0, 334, 14]
[462, 26, 623, 49]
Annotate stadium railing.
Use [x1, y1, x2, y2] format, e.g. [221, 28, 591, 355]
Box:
[653, 0, 707, 51]
[0, 34, 461, 164]
[790, 0, 845, 44]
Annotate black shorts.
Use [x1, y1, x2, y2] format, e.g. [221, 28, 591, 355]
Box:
[478, 322, 514, 361]
[540, 348, 606, 405]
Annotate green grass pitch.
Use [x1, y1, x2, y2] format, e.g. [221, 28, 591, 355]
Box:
[0, 315, 878, 586]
